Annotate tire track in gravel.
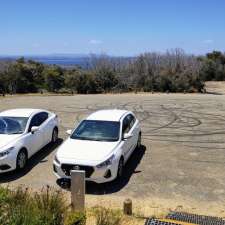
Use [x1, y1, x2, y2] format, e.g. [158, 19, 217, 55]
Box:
[50, 99, 225, 145]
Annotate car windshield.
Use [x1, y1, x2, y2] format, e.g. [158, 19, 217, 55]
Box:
[71, 120, 120, 142]
[0, 117, 28, 134]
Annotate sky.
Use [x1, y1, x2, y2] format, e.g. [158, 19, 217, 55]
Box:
[0, 0, 225, 56]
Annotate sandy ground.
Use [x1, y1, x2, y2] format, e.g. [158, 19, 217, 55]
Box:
[0, 90, 225, 217]
[205, 81, 225, 94]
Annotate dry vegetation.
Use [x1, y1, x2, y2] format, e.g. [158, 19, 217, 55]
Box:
[0, 185, 145, 225]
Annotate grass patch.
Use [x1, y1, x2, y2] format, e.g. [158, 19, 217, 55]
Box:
[64, 211, 86, 225]
[92, 206, 122, 225]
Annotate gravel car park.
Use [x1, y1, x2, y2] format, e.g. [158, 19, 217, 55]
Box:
[0, 93, 225, 215]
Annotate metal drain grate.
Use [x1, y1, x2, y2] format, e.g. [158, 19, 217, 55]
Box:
[145, 218, 181, 225]
[166, 212, 225, 225]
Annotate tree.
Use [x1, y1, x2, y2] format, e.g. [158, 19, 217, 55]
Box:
[43, 66, 64, 92]
[65, 69, 98, 94]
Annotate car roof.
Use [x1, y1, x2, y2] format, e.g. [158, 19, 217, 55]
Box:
[0, 108, 46, 117]
[86, 109, 129, 122]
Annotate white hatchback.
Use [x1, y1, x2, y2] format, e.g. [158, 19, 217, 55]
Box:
[53, 109, 141, 183]
[0, 108, 59, 173]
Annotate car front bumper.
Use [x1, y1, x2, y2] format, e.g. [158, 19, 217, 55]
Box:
[0, 153, 17, 173]
[53, 160, 118, 183]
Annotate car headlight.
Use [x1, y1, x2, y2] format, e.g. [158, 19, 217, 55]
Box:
[54, 155, 60, 164]
[0, 147, 15, 158]
[96, 154, 115, 168]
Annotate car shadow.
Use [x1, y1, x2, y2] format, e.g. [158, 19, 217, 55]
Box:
[57, 145, 146, 194]
[0, 138, 63, 183]
[205, 91, 224, 95]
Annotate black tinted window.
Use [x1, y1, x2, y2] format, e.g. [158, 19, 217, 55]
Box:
[29, 112, 48, 131]
[128, 114, 136, 128]
[29, 114, 39, 131]
[122, 114, 136, 134]
[38, 112, 48, 124]
[122, 116, 130, 134]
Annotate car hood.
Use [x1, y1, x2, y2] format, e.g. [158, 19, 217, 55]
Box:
[0, 134, 21, 150]
[57, 138, 119, 162]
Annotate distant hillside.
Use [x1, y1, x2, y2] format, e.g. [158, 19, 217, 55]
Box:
[0, 54, 134, 69]
[0, 54, 90, 68]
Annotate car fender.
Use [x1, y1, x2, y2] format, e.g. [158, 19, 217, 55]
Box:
[12, 134, 31, 158]
[112, 143, 124, 166]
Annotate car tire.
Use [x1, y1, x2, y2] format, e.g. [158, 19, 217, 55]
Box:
[51, 128, 58, 143]
[137, 133, 142, 149]
[117, 158, 124, 179]
[16, 149, 27, 170]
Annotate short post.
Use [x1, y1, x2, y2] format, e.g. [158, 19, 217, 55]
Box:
[123, 198, 132, 215]
[71, 170, 85, 212]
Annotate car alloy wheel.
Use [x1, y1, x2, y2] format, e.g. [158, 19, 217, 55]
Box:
[17, 150, 27, 170]
[52, 128, 58, 143]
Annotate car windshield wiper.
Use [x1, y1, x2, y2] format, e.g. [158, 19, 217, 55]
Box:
[73, 136, 105, 141]
[72, 136, 117, 142]
[89, 138, 105, 142]
[87, 138, 117, 142]
[72, 136, 89, 140]
[9, 132, 23, 135]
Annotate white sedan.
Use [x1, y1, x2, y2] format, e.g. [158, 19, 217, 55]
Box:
[0, 108, 59, 173]
[53, 109, 141, 183]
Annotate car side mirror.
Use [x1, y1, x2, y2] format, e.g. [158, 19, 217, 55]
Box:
[31, 126, 39, 134]
[123, 133, 133, 140]
[66, 129, 72, 135]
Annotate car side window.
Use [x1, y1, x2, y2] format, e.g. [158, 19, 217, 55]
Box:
[122, 114, 136, 135]
[128, 114, 136, 129]
[122, 116, 130, 134]
[28, 114, 40, 132]
[28, 112, 48, 132]
[38, 112, 49, 124]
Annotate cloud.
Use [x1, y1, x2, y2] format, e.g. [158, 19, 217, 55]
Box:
[203, 39, 214, 44]
[89, 39, 102, 45]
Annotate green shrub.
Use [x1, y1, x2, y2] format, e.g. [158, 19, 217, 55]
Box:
[57, 88, 73, 94]
[93, 206, 122, 225]
[0, 186, 67, 225]
[0, 186, 9, 202]
[34, 186, 67, 225]
[0, 186, 9, 224]
[64, 211, 86, 225]
[0, 187, 39, 225]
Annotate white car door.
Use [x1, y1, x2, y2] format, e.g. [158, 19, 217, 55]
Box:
[25, 113, 45, 156]
[127, 114, 139, 150]
[37, 112, 52, 145]
[121, 115, 134, 162]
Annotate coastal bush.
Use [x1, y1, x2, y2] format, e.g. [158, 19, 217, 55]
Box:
[5, 49, 225, 94]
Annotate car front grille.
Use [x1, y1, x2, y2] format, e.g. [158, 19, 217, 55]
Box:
[61, 164, 94, 178]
